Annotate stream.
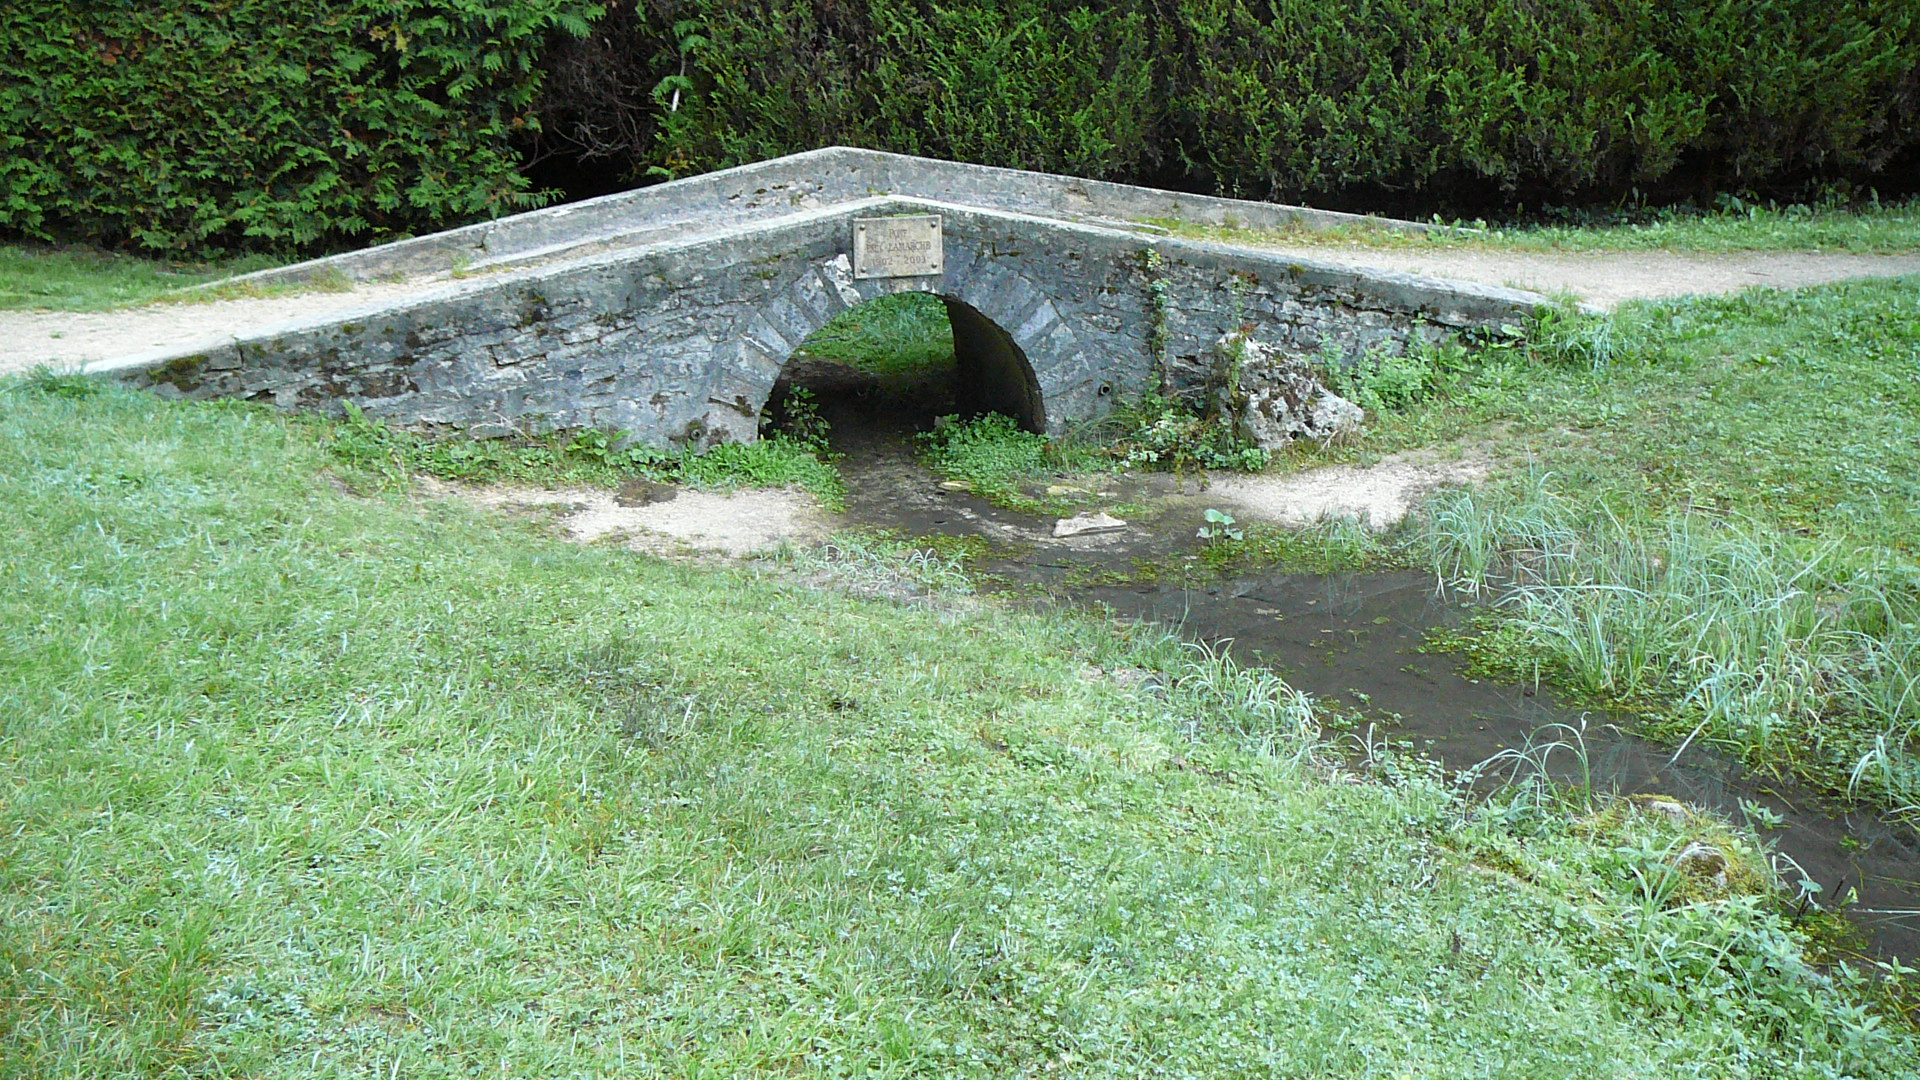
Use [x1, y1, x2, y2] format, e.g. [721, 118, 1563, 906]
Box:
[781, 369, 1920, 964]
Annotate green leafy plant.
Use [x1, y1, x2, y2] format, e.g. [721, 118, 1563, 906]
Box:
[1141, 248, 1171, 388]
[1318, 336, 1475, 414]
[1104, 394, 1270, 474]
[760, 385, 831, 453]
[916, 412, 1048, 507]
[1739, 799, 1787, 831]
[1197, 508, 1243, 542]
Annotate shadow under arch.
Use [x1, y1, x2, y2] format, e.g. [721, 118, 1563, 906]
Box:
[941, 295, 1045, 433]
[758, 289, 1048, 440]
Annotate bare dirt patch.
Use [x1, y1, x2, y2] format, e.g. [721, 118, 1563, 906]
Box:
[431, 479, 832, 558]
[1205, 448, 1492, 529]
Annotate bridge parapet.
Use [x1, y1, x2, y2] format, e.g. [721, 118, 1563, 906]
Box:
[204, 147, 1446, 291]
[91, 154, 1548, 448]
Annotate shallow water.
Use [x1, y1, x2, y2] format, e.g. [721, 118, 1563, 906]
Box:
[807, 374, 1920, 962]
[1074, 569, 1920, 963]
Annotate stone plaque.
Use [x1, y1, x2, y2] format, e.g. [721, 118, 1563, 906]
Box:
[852, 215, 943, 279]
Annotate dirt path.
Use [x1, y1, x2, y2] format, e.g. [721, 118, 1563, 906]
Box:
[1239, 245, 1920, 310]
[4, 248, 1918, 379]
[0, 278, 443, 377]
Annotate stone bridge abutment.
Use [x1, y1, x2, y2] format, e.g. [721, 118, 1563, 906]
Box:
[91, 149, 1558, 447]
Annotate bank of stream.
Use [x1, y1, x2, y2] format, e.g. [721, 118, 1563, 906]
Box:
[797, 372, 1920, 965]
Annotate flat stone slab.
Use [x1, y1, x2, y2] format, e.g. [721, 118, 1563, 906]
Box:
[1054, 511, 1128, 538]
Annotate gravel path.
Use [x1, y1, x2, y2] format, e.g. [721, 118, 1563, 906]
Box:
[0, 278, 443, 377]
[3, 248, 1917, 379]
[1245, 246, 1920, 310]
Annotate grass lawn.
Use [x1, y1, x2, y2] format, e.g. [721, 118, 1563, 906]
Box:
[0, 244, 296, 312]
[1306, 275, 1920, 812]
[795, 292, 956, 379]
[4, 376, 1914, 1077]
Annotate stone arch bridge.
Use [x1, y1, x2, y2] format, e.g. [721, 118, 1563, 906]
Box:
[95, 148, 1552, 446]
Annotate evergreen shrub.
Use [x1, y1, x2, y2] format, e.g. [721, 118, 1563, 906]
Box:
[0, 0, 600, 253]
[9, 1, 1916, 255]
[536, 0, 1920, 211]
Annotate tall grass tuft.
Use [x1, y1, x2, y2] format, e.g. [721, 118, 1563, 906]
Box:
[1160, 639, 1321, 762]
[1420, 476, 1920, 808]
[768, 532, 976, 598]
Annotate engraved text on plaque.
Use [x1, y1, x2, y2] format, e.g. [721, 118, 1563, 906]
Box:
[852, 215, 943, 279]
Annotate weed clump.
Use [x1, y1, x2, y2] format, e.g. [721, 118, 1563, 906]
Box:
[324, 402, 845, 509]
[18, 365, 102, 399]
[915, 412, 1050, 507]
[916, 397, 1276, 513]
[1421, 473, 1920, 810]
[1319, 336, 1482, 413]
[1102, 393, 1270, 473]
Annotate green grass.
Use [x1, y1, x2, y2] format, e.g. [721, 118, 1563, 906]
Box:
[797, 292, 956, 377]
[0, 243, 293, 311]
[1420, 476, 1920, 804]
[1353, 281, 1920, 554]
[4, 376, 1914, 1077]
[1154, 195, 1920, 254]
[1200, 517, 1399, 576]
[322, 403, 847, 510]
[1296, 275, 1920, 810]
[766, 530, 978, 598]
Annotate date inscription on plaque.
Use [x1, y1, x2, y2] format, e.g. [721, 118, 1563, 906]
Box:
[852, 215, 943, 279]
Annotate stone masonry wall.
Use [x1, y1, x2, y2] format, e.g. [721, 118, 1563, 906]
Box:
[115, 197, 1546, 447]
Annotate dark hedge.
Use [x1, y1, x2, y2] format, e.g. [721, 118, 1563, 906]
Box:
[535, 0, 1920, 213]
[1, 1, 600, 254]
[7, 1, 1916, 256]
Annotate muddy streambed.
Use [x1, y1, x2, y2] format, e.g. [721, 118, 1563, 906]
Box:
[827, 422, 1920, 963]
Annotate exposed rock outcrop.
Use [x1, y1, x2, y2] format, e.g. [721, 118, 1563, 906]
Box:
[1213, 332, 1364, 450]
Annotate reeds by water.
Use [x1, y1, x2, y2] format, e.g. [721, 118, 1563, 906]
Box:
[1421, 474, 1920, 810]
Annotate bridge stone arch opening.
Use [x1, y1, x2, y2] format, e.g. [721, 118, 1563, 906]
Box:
[751, 282, 1050, 448]
[941, 296, 1045, 433]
